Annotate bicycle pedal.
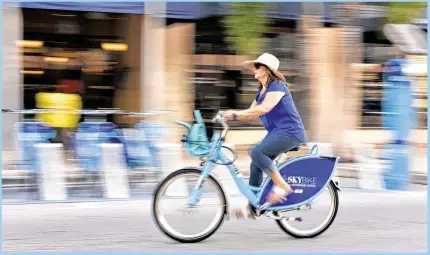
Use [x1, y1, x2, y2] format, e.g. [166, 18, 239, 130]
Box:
[298, 204, 312, 211]
[285, 217, 302, 222]
[229, 210, 258, 220]
[179, 205, 198, 213]
[259, 201, 272, 211]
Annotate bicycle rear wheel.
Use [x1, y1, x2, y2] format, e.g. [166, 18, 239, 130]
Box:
[152, 168, 227, 243]
[275, 180, 339, 238]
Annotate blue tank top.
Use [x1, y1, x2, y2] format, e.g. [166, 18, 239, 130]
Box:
[256, 80, 307, 143]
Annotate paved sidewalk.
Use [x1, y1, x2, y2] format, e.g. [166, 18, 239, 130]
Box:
[3, 189, 427, 252]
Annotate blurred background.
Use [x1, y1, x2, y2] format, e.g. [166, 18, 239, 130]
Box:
[2, 2, 428, 200]
[1, 2, 428, 253]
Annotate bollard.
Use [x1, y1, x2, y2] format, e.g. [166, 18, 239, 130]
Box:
[353, 143, 386, 190]
[35, 143, 68, 201]
[382, 59, 415, 190]
[99, 143, 130, 199]
[157, 143, 188, 196]
[382, 142, 411, 191]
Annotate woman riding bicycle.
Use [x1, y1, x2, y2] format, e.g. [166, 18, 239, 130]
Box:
[220, 53, 307, 219]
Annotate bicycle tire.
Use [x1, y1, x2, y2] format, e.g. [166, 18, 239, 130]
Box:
[152, 168, 228, 243]
[275, 180, 339, 238]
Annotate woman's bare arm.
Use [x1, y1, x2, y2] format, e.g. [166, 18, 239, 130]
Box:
[235, 100, 258, 121]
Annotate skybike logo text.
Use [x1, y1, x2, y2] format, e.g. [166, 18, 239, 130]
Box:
[284, 176, 317, 188]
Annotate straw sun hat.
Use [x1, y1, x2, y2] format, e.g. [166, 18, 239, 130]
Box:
[242, 53, 287, 84]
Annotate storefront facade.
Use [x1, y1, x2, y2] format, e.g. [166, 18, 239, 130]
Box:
[3, 3, 426, 151]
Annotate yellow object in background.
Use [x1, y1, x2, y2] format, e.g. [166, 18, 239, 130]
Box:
[36, 92, 82, 128]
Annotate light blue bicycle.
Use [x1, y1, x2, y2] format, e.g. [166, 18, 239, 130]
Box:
[152, 111, 341, 243]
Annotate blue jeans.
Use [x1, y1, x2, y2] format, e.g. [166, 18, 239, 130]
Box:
[249, 131, 301, 190]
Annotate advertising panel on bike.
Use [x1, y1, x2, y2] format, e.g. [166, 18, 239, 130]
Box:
[258, 156, 338, 208]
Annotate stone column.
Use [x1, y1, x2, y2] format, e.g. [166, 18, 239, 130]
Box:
[114, 14, 143, 126]
[308, 27, 348, 146]
[331, 3, 364, 160]
[296, 15, 323, 141]
[164, 23, 195, 143]
[142, 3, 166, 114]
[2, 3, 23, 151]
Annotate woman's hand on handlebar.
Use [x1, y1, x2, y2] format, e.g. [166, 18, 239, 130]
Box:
[219, 110, 237, 121]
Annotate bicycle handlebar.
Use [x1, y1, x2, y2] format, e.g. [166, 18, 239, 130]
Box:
[211, 113, 229, 139]
[211, 114, 227, 123]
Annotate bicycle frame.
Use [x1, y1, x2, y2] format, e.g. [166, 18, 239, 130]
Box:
[187, 117, 340, 212]
[187, 132, 256, 205]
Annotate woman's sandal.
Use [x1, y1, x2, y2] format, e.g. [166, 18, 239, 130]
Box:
[234, 187, 294, 219]
[268, 186, 294, 204]
[234, 204, 256, 220]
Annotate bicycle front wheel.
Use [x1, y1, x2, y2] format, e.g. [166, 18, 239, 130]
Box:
[152, 168, 227, 243]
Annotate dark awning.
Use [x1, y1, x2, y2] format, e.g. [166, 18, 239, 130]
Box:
[19, 2, 327, 21]
[19, 2, 145, 14]
[20, 2, 400, 32]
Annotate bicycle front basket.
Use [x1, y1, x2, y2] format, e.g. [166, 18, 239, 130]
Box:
[183, 123, 212, 157]
[174, 110, 212, 157]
